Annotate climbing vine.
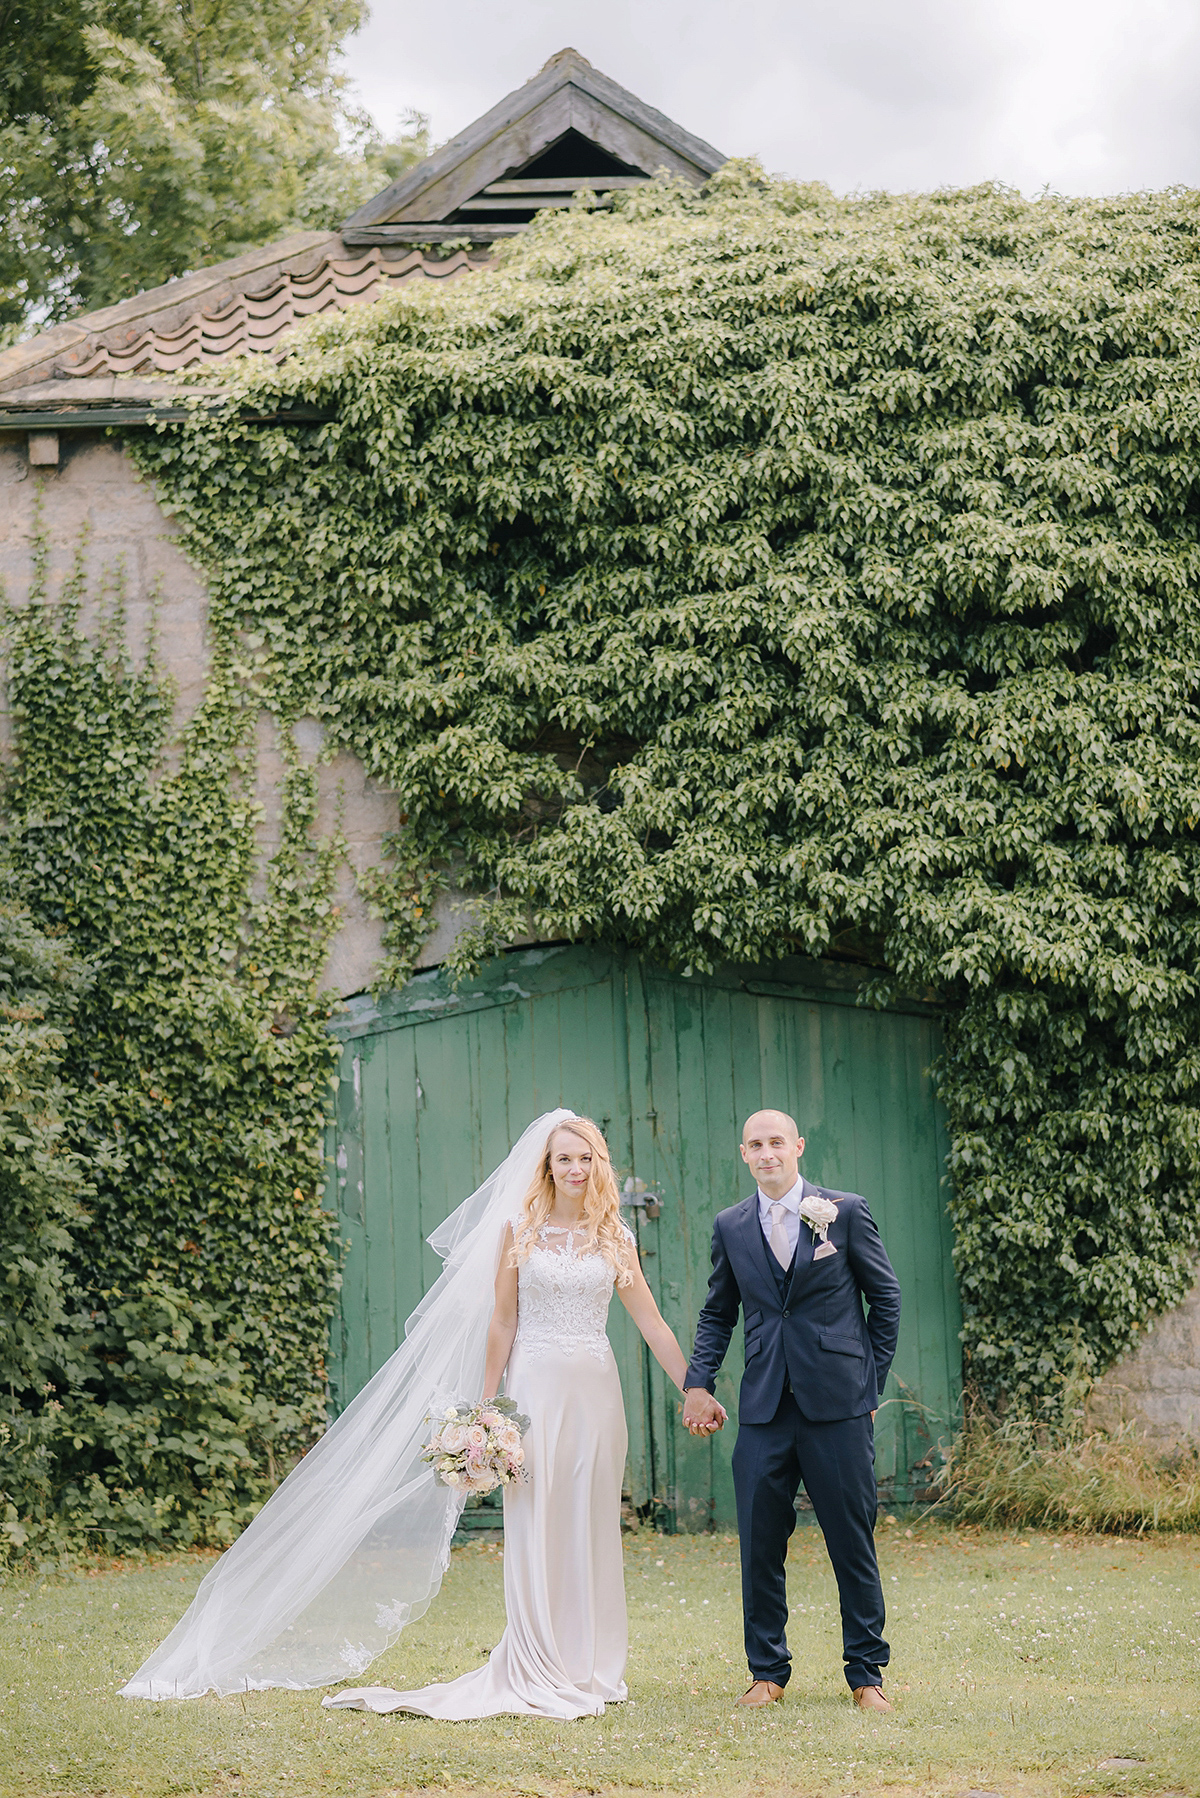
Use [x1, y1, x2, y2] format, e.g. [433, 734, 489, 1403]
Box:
[1, 519, 343, 1557]
[123, 167, 1200, 1405]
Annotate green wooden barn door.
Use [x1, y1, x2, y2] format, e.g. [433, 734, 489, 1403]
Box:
[326, 945, 960, 1531]
[625, 957, 961, 1527]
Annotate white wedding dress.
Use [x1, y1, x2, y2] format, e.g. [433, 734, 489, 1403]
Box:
[323, 1222, 630, 1720]
[118, 1112, 634, 1710]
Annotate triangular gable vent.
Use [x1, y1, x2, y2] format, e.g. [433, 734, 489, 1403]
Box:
[341, 48, 726, 246]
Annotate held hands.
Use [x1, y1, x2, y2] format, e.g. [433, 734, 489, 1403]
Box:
[682, 1387, 727, 1436]
[681, 1396, 872, 1433]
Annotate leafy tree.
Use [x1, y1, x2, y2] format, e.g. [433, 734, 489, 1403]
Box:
[130, 169, 1200, 1405]
[0, 0, 427, 333]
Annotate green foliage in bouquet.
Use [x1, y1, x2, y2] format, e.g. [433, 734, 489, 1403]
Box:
[126, 167, 1200, 1406]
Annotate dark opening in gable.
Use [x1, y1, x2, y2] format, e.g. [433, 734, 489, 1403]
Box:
[339, 54, 726, 243]
[511, 130, 645, 182]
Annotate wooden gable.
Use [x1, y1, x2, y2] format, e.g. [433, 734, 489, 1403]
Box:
[342, 47, 726, 246]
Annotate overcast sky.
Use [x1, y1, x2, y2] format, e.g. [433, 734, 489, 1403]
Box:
[341, 0, 1200, 197]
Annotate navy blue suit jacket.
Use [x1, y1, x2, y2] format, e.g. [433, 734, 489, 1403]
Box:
[684, 1180, 902, 1425]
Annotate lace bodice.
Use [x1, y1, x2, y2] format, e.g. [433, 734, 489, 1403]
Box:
[515, 1225, 630, 1361]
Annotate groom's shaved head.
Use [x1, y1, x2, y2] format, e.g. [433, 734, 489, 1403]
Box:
[742, 1108, 800, 1142]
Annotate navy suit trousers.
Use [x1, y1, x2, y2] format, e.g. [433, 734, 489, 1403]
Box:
[732, 1389, 888, 1690]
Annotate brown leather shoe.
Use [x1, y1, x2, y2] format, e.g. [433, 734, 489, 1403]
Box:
[737, 1679, 785, 1707]
[852, 1684, 892, 1712]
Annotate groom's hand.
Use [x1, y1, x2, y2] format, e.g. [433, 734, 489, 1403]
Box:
[682, 1387, 727, 1435]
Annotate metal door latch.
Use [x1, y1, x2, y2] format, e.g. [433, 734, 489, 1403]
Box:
[619, 1175, 663, 1220]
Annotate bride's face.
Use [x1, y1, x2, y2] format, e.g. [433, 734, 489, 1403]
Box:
[548, 1130, 593, 1206]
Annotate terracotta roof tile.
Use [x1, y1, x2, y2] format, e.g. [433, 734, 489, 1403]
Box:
[0, 238, 490, 405]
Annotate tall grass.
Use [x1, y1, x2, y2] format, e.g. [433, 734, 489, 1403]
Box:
[943, 1401, 1200, 1533]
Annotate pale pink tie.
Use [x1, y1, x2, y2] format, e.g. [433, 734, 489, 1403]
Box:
[768, 1201, 791, 1269]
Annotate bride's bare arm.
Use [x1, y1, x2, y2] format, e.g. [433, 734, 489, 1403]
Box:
[482, 1224, 519, 1400]
[617, 1253, 725, 1423]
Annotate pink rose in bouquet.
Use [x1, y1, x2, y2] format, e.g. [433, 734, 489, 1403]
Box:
[422, 1396, 530, 1496]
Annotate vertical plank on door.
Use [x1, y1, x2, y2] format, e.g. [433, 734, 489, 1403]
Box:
[607, 956, 650, 1512]
[383, 1027, 423, 1367]
[358, 1033, 396, 1383]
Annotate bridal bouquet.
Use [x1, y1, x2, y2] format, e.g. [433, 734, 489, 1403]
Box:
[423, 1395, 530, 1495]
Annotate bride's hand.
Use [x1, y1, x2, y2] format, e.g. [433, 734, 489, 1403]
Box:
[682, 1388, 726, 1435]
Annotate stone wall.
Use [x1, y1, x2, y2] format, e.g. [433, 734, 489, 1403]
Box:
[0, 430, 209, 739]
[1088, 1266, 1200, 1445]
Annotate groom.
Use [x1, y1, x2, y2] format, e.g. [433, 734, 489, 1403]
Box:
[682, 1110, 901, 1711]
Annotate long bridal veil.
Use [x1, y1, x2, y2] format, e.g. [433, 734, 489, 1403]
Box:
[120, 1108, 576, 1699]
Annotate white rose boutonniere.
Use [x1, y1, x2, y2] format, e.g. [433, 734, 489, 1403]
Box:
[798, 1193, 839, 1260]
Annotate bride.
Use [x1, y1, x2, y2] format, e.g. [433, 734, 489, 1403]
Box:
[120, 1110, 723, 1719]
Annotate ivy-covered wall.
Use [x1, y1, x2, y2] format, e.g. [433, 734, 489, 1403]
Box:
[7, 164, 1200, 1555]
[126, 167, 1200, 1415]
[0, 436, 404, 999]
[0, 475, 348, 1555]
[0, 433, 480, 1558]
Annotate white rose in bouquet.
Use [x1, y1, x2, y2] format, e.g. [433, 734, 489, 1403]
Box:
[422, 1396, 532, 1489]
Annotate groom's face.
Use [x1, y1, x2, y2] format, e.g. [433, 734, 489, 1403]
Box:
[740, 1110, 805, 1196]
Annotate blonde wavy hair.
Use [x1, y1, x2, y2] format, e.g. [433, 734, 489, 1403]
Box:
[511, 1116, 635, 1287]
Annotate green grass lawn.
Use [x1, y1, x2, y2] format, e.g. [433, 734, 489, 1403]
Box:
[1, 1521, 1198, 1798]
